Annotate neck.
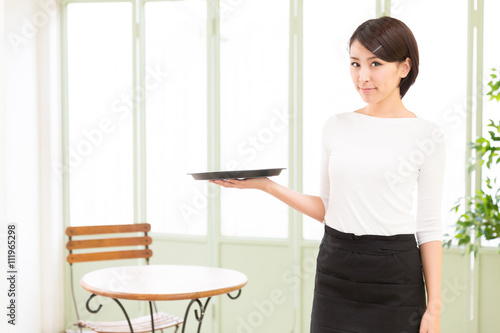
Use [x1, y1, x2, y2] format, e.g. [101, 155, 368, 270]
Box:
[364, 90, 407, 117]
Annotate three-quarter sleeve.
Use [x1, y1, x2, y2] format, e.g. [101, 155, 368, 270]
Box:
[415, 124, 447, 245]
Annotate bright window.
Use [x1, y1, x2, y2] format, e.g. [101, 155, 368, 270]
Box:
[64, 0, 476, 247]
[219, 0, 290, 238]
[67, 3, 133, 226]
[145, 0, 208, 235]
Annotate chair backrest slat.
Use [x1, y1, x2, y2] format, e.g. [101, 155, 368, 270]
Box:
[67, 249, 152, 264]
[67, 236, 152, 250]
[65, 223, 153, 265]
[66, 223, 150, 236]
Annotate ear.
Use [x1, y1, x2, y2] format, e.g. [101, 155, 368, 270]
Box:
[400, 57, 412, 78]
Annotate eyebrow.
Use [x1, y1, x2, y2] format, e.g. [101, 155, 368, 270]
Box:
[350, 56, 379, 60]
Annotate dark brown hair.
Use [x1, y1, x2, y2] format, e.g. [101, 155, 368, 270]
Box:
[349, 16, 419, 98]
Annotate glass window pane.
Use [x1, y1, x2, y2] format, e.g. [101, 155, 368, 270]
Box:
[481, 0, 500, 248]
[303, 0, 375, 240]
[145, 0, 207, 235]
[67, 3, 133, 226]
[220, 0, 289, 238]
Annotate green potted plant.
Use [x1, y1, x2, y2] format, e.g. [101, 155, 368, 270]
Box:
[446, 68, 500, 254]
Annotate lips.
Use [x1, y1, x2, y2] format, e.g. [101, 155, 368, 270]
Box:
[359, 87, 376, 93]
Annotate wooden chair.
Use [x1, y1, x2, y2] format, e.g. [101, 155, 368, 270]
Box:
[66, 223, 183, 333]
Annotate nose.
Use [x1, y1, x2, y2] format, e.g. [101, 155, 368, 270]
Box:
[359, 67, 370, 82]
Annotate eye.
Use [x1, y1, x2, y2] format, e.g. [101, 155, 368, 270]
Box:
[371, 61, 382, 67]
[351, 62, 360, 68]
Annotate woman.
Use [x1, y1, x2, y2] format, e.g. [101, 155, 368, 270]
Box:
[211, 16, 444, 333]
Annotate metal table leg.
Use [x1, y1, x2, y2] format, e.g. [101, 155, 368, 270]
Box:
[227, 289, 242, 300]
[85, 293, 136, 333]
[181, 289, 243, 333]
[181, 297, 211, 333]
[149, 301, 155, 332]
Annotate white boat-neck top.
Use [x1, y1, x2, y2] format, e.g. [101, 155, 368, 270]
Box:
[319, 111, 447, 245]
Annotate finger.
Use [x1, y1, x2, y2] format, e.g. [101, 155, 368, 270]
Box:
[210, 179, 239, 188]
[227, 178, 248, 184]
[222, 179, 243, 187]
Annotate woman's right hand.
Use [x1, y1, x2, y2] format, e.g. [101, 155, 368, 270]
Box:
[209, 177, 273, 192]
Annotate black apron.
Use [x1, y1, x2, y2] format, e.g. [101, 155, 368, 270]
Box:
[311, 224, 426, 333]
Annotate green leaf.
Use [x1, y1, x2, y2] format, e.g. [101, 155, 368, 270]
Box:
[492, 81, 500, 91]
[450, 204, 461, 213]
[488, 119, 500, 131]
[489, 131, 500, 142]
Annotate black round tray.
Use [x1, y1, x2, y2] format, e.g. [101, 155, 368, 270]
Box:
[188, 168, 286, 180]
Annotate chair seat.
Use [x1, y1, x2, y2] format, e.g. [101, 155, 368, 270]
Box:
[79, 311, 183, 333]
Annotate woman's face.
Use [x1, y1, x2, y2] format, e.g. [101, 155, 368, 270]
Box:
[349, 40, 411, 105]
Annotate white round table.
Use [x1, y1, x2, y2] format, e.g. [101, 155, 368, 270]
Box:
[80, 264, 248, 332]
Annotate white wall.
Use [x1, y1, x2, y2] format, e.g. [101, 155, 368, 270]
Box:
[3, 0, 64, 331]
[1, 0, 8, 331]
